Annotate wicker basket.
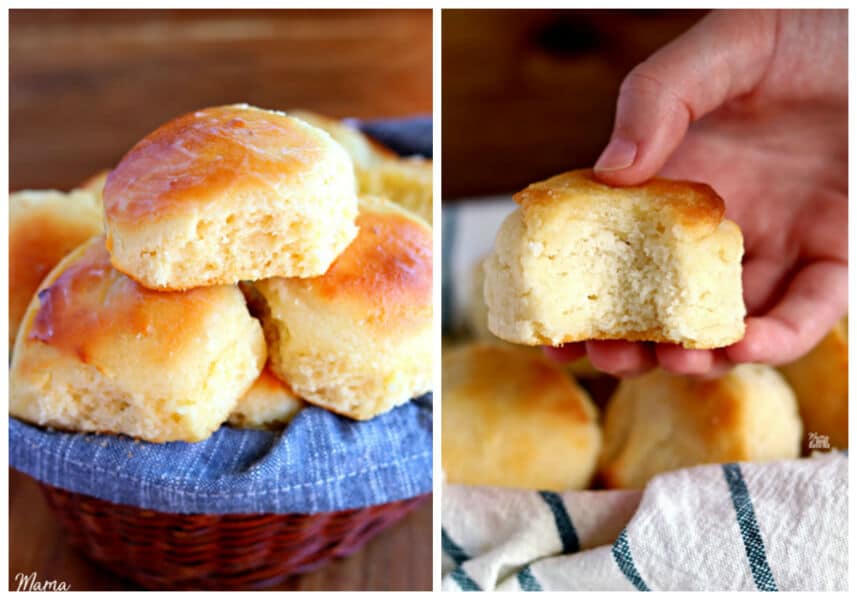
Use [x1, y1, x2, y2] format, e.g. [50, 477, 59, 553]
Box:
[38, 482, 428, 590]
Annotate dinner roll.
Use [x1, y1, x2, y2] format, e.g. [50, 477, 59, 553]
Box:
[290, 109, 389, 171]
[291, 110, 433, 223]
[9, 189, 102, 350]
[442, 343, 601, 491]
[780, 317, 848, 450]
[103, 104, 358, 290]
[250, 196, 432, 420]
[77, 169, 110, 203]
[228, 367, 305, 429]
[599, 365, 802, 489]
[10, 236, 266, 442]
[358, 157, 433, 224]
[466, 255, 599, 378]
[485, 169, 746, 349]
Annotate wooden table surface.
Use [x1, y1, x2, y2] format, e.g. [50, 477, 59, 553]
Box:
[9, 469, 432, 591]
[9, 9, 432, 591]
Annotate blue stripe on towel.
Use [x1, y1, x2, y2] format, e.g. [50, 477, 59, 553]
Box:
[450, 567, 482, 591]
[442, 527, 471, 565]
[612, 528, 650, 591]
[516, 565, 543, 591]
[722, 463, 778, 591]
[538, 491, 580, 554]
[441, 206, 458, 334]
[442, 528, 482, 591]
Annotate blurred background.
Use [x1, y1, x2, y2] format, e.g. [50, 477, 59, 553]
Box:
[442, 9, 704, 201]
[9, 8, 431, 592]
[10, 9, 432, 192]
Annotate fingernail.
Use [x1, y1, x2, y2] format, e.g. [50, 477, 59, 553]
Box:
[594, 138, 637, 172]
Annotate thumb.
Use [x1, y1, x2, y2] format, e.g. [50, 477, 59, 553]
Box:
[594, 10, 778, 185]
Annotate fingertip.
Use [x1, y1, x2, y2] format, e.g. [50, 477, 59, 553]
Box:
[655, 344, 713, 375]
[701, 351, 736, 379]
[593, 137, 636, 171]
[543, 342, 586, 364]
[592, 166, 645, 187]
[724, 333, 758, 365]
[592, 138, 656, 187]
[586, 340, 656, 377]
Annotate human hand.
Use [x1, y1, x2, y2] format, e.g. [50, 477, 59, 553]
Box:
[546, 9, 847, 377]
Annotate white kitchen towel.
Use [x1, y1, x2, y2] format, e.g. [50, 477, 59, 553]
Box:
[441, 452, 848, 591]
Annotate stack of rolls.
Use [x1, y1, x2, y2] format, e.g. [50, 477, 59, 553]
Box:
[10, 104, 433, 442]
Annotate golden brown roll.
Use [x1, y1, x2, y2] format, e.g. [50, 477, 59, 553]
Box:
[228, 367, 305, 429]
[599, 365, 802, 489]
[103, 104, 358, 290]
[289, 109, 393, 171]
[291, 109, 433, 223]
[485, 169, 745, 349]
[10, 236, 266, 442]
[357, 157, 432, 225]
[9, 189, 102, 349]
[779, 317, 848, 450]
[76, 169, 110, 203]
[442, 343, 601, 491]
[250, 196, 432, 420]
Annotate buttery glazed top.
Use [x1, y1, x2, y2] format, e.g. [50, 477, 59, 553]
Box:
[27, 236, 230, 365]
[298, 198, 432, 326]
[515, 169, 726, 230]
[103, 104, 330, 223]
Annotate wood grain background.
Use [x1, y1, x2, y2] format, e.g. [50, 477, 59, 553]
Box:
[10, 9, 432, 192]
[9, 9, 432, 591]
[442, 9, 704, 199]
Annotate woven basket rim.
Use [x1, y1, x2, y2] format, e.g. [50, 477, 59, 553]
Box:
[31, 475, 429, 517]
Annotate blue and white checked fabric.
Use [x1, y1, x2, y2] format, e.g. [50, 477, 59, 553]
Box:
[10, 394, 432, 515]
[9, 117, 433, 515]
[442, 453, 847, 591]
[441, 198, 848, 591]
